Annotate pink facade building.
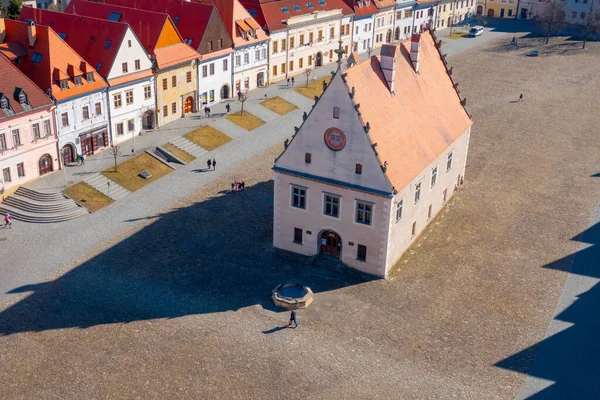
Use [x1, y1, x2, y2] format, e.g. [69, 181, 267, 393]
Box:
[0, 56, 57, 195]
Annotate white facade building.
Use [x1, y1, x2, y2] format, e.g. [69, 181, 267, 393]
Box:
[233, 41, 270, 92]
[350, 0, 377, 54]
[394, 1, 417, 40]
[199, 51, 234, 105]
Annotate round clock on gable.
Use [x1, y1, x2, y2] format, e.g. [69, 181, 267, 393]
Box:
[324, 127, 346, 151]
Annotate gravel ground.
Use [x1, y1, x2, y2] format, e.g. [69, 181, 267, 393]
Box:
[1, 35, 599, 399]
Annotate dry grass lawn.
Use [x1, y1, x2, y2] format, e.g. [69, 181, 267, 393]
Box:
[225, 111, 265, 131]
[448, 31, 468, 39]
[184, 126, 232, 150]
[260, 96, 298, 115]
[62, 182, 113, 212]
[294, 76, 331, 99]
[102, 153, 173, 192]
[162, 143, 196, 163]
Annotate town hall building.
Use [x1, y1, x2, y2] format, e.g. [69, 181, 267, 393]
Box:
[272, 31, 472, 278]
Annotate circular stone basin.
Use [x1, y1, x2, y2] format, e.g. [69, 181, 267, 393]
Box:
[272, 283, 313, 310]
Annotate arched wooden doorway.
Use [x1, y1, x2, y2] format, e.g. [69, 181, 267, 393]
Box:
[477, 5, 483, 16]
[319, 230, 342, 257]
[142, 110, 154, 130]
[38, 154, 53, 175]
[220, 84, 230, 99]
[316, 52, 323, 67]
[386, 29, 392, 43]
[487, 8, 494, 17]
[184, 96, 194, 114]
[395, 27, 401, 40]
[61, 144, 75, 165]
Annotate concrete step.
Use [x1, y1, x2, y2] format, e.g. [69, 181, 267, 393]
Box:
[169, 137, 208, 157]
[83, 173, 130, 201]
[3, 195, 79, 213]
[0, 203, 89, 224]
[16, 186, 66, 202]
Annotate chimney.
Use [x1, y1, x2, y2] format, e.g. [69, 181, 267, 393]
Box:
[0, 19, 5, 44]
[28, 21, 37, 48]
[379, 44, 397, 95]
[410, 34, 421, 74]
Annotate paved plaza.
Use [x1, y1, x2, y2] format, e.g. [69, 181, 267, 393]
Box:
[1, 28, 600, 398]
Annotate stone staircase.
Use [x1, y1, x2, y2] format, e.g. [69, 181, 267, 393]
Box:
[0, 186, 89, 223]
[84, 173, 130, 201]
[169, 137, 208, 158]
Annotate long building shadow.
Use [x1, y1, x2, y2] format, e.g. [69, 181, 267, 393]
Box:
[0, 180, 373, 335]
[495, 216, 600, 397]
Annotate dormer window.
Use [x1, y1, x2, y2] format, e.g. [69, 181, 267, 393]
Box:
[108, 12, 122, 22]
[74, 76, 83, 86]
[1, 97, 10, 112]
[59, 79, 69, 90]
[105, 40, 112, 50]
[95, 62, 102, 72]
[18, 92, 27, 105]
[86, 72, 95, 82]
[174, 16, 180, 24]
[31, 52, 42, 63]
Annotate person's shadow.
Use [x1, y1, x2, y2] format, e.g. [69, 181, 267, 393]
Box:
[262, 325, 290, 334]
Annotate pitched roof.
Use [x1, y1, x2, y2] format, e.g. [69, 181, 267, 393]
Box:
[0, 56, 52, 120]
[90, 0, 227, 53]
[204, 0, 269, 47]
[343, 0, 379, 17]
[19, 7, 129, 79]
[0, 19, 107, 102]
[243, 0, 354, 32]
[343, 31, 472, 190]
[373, 0, 396, 9]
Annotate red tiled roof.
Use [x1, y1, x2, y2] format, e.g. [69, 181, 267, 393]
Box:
[373, 0, 396, 9]
[0, 41, 27, 60]
[343, 31, 472, 190]
[244, 0, 354, 32]
[203, 0, 269, 47]
[0, 19, 107, 102]
[0, 56, 52, 120]
[89, 0, 220, 52]
[154, 43, 200, 69]
[343, 0, 378, 17]
[19, 8, 129, 79]
[65, 0, 170, 55]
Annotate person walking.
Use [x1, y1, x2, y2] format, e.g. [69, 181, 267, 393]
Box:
[206, 107, 211, 118]
[288, 310, 298, 328]
[231, 182, 235, 191]
[519, 93, 524, 102]
[238, 91, 242, 101]
[240, 181, 245, 190]
[212, 159, 216, 170]
[286, 77, 290, 86]
[225, 103, 231, 113]
[4, 212, 12, 228]
[207, 159, 212, 170]
[291, 77, 295, 86]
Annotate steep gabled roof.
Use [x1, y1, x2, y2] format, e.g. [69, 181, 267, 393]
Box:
[0, 56, 52, 120]
[19, 8, 129, 79]
[204, 0, 269, 47]
[343, 31, 472, 190]
[0, 19, 107, 102]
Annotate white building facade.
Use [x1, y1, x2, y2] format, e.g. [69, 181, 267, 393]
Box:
[352, 8, 376, 54]
[198, 51, 234, 105]
[394, 1, 417, 40]
[233, 41, 270, 92]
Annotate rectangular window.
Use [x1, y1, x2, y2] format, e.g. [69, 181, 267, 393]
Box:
[17, 162, 25, 178]
[294, 227, 303, 244]
[95, 102, 102, 116]
[300, 33, 305, 44]
[255, 49, 261, 60]
[324, 194, 340, 217]
[210, 63, 215, 75]
[144, 86, 151, 100]
[292, 186, 306, 209]
[395, 199, 403, 222]
[223, 59, 228, 71]
[163, 105, 168, 116]
[122, 62, 128, 73]
[126, 90, 134, 105]
[290, 36, 295, 48]
[128, 40, 132, 47]
[11, 129, 21, 146]
[62, 112, 69, 126]
[412, 221, 416, 236]
[309, 32, 314, 43]
[115, 122, 124, 136]
[357, 244, 367, 261]
[235, 55, 241, 67]
[308, 55, 313, 66]
[443, 188, 447, 202]
[405, 10, 413, 18]
[330, 26, 335, 38]
[114, 94, 122, 108]
[446, 152, 453, 171]
[273, 41, 278, 53]
[299, 58, 304, 69]
[74, 76, 83, 86]
[172, 102, 177, 115]
[318, 30, 323, 41]
[281, 63, 286, 74]
[43, 120, 51, 136]
[431, 166, 438, 187]
[32, 123, 40, 139]
[128, 119, 135, 132]
[172, 76, 177, 88]
[415, 182, 421, 204]
[208, 41, 213, 51]
[428, 204, 433, 219]
[273, 65, 278, 76]
[186, 71, 192, 83]
[355, 163, 362, 174]
[356, 201, 372, 225]
[203, 65, 208, 77]
[281, 39, 287, 51]
[289, 60, 294, 72]
[262, 48, 267, 59]
[243, 53, 249, 65]
[82, 106, 90, 120]
[2, 167, 11, 182]
[305, 152, 311, 163]
[135, 59, 141, 70]
[162, 78, 168, 90]
[333, 106, 340, 119]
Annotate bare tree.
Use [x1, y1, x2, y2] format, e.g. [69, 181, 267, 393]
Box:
[238, 91, 248, 115]
[540, 0, 567, 44]
[303, 68, 312, 88]
[582, 9, 600, 48]
[109, 145, 121, 172]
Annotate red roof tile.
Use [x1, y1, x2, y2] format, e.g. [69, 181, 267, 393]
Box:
[0, 19, 107, 102]
[343, 31, 472, 190]
[153, 43, 200, 69]
[0, 56, 52, 120]
[19, 8, 129, 79]
[203, 0, 269, 47]
[343, 0, 379, 17]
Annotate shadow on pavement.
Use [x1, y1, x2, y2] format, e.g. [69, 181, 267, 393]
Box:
[0, 180, 374, 335]
[495, 175, 600, 397]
